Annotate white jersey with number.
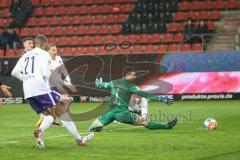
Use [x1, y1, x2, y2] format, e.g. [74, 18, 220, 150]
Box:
[129, 97, 148, 118]
[11, 47, 52, 99]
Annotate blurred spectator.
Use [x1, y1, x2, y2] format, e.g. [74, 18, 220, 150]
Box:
[147, 2, 154, 12]
[0, 28, 21, 56]
[122, 23, 132, 34]
[135, 3, 142, 12]
[158, 2, 165, 11]
[184, 17, 196, 44]
[153, 12, 160, 22]
[135, 23, 142, 34]
[195, 20, 209, 43]
[2, 60, 12, 76]
[141, 12, 149, 23]
[159, 23, 167, 33]
[165, 12, 172, 22]
[146, 22, 154, 34]
[9, 0, 33, 28]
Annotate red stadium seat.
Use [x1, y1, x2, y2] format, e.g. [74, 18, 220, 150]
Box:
[227, 0, 239, 9]
[20, 28, 30, 36]
[116, 14, 127, 23]
[127, 34, 137, 43]
[192, 1, 202, 10]
[155, 44, 168, 53]
[149, 34, 161, 43]
[32, 27, 42, 36]
[87, 25, 98, 35]
[179, 1, 191, 11]
[133, 45, 142, 54]
[92, 36, 102, 45]
[6, 49, 16, 57]
[26, 17, 37, 26]
[33, 8, 43, 16]
[192, 43, 203, 52]
[173, 12, 185, 21]
[188, 12, 197, 20]
[58, 37, 68, 46]
[202, 1, 214, 10]
[174, 33, 184, 43]
[79, 6, 88, 15]
[45, 7, 55, 16]
[66, 6, 78, 15]
[108, 25, 121, 34]
[31, 0, 40, 6]
[59, 16, 71, 25]
[52, 27, 63, 35]
[98, 25, 109, 34]
[97, 46, 106, 55]
[206, 21, 215, 30]
[56, 7, 66, 15]
[75, 47, 85, 55]
[168, 22, 178, 32]
[41, 0, 50, 6]
[48, 37, 56, 44]
[88, 5, 99, 14]
[94, 15, 105, 24]
[82, 15, 93, 24]
[103, 35, 115, 44]
[120, 4, 133, 13]
[168, 44, 179, 52]
[41, 27, 52, 35]
[1, 9, 9, 17]
[38, 17, 49, 26]
[62, 0, 73, 5]
[215, 0, 226, 10]
[52, 0, 61, 6]
[162, 34, 174, 43]
[49, 16, 59, 26]
[198, 11, 209, 20]
[64, 26, 75, 35]
[102, 5, 111, 14]
[72, 16, 81, 25]
[81, 36, 91, 45]
[86, 46, 97, 54]
[62, 47, 74, 55]
[143, 45, 155, 53]
[105, 14, 115, 24]
[180, 44, 191, 52]
[71, 36, 80, 45]
[115, 35, 126, 43]
[137, 34, 149, 44]
[209, 11, 220, 20]
[76, 26, 86, 35]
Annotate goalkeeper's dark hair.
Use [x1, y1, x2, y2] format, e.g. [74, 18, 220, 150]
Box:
[123, 67, 135, 77]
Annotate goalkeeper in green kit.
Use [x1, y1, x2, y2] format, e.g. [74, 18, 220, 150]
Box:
[89, 69, 177, 132]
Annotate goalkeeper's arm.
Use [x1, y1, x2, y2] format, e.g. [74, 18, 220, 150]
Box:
[95, 77, 113, 89]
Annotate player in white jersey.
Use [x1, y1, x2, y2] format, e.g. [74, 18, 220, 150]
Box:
[11, 35, 93, 148]
[129, 94, 148, 120]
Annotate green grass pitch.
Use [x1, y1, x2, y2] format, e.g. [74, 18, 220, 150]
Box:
[0, 100, 240, 160]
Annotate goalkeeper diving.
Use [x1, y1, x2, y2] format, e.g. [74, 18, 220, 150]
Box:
[89, 69, 177, 132]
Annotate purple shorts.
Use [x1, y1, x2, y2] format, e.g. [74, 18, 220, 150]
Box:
[27, 91, 59, 114]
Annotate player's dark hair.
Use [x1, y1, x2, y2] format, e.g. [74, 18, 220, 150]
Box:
[34, 34, 48, 49]
[123, 67, 135, 77]
[22, 37, 33, 44]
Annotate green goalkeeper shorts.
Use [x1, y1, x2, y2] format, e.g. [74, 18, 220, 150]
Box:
[99, 107, 138, 126]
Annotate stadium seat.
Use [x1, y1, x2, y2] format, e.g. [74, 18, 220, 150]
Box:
[79, 6, 88, 15]
[215, 0, 226, 10]
[41, 27, 52, 35]
[168, 44, 179, 52]
[38, 17, 48, 26]
[108, 25, 121, 34]
[168, 22, 178, 32]
[149, 34, 161, 43]
[94, 15, 105, 24]
[33, 8, 43, 16]
[98, 25, 109, 34]
[66, 6, 78, 15]
[86, 46, 97, 54]
[155, 44, 168, 53]
[97, 46, 107, 55]
[88, 5, 99, 14]
[72, 16, 81, 25]
[180, 44, 191, 52]
[45, 7, 55, 16]
[179, 1, 191, 11]
[116, 14, 127, 23]
[188, 12, 197, 20]
[103, 35, 115, 44]
[62, 0, 73, 5]
[206, 21, 215, 30]
[81, 36, 91, 45]
[137, 34, 149, 44]
[105, 14, 115, 24]
[102, 5, 111, 14]
[120, 4, 133, 13]
[62, 47, 74, 55]
[227, 0, 239, 9]
[56, 7, 66, 15]
[71, 36, 81, 45]
[198, 11, 209, 20]
[52, 27, 64, 35]
[133, 45, 142, 54]
[48, 37, 56, 43]
[75, 47, 85, 55]
[32, 27, 42, 36]
[60, 16, 71, 25]
[174, 33, 184, 43]
[76, 26, 86, 35]
[20, 28, 30, 36]
[26, 17, 37, 26]
[41, 0, 51, 6]
[64, 26, 75, 35]
[162, 34, 174, 43]
[0, 49, 3, 57]
[143, 45, 155, 53]
[173, 12, 185, 21]
[92, 36, 102, 45]
[82, 15, 93, 24]
[31, 0, 40, 6]
[115, 35, 126, 43]
[58, 37, 68, 46]
[192, 1, 202, 10]
[6, 49, 16, 57]
[127, 35, 137, 43]
[1, 9, 9, 17]
[87, 25, 98, 35]
[209, 11, 220, 20]
[52, 0, 61, 6]
[49, 16, 59, 26]
[192, 43, 203, 52]
[202, 1, 214, 10]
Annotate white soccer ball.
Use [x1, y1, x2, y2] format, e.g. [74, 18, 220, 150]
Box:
[204, 118, 217, 130]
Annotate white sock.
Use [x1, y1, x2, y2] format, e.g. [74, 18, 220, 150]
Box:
[39, 115, 54, 133]
[60, 112, 82, 141]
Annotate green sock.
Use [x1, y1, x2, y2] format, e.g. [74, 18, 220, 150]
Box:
[145, 121, 170, 130]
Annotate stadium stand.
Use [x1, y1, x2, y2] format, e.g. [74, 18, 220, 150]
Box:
[0, 0, 240, 57]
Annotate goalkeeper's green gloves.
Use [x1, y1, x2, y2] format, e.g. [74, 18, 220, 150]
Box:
[95, 77, 104, 88]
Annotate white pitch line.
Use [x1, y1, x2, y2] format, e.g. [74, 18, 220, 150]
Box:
[0, 140, 19, 145]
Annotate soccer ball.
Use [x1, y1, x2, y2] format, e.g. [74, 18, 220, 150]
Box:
[204, 118, 217, 130]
